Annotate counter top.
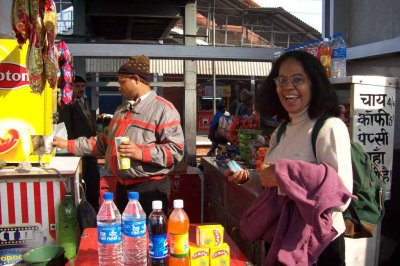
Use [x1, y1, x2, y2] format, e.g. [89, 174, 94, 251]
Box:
[75, 225, 251, 266]
[201, 157, 261, 198]
[201, 156, 265, 264]
[0, 156, 81, 177]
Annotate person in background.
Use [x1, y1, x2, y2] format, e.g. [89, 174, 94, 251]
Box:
[235, 88, 253, 117]
[53, 55, 184, 216]
[207, 102, 228, 156]
[226, 50, 353, 265]
[59, 75, 100, 211]
[229, 91, 241, 115]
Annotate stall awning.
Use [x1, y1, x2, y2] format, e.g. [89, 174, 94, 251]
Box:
[86, 58, 271, 77]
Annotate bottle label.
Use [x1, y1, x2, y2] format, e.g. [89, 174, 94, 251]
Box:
[149, 234, 168, 259]
[169, 233, 189, 258]
[98, 224, 122, 244]
[122, 219, 146, 237]
[332, 47, 346, 59]
[320, 55, 331, 68]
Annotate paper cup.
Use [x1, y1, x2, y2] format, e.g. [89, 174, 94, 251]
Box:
[115, 136, 130, 170]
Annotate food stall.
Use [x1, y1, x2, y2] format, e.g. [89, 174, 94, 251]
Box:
[0, 33, 80, 266]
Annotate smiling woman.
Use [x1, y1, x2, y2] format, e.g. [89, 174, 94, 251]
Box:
[227, 50, 352, 266]
[274, 58, 312, 115]
[255, 50, 340, 120]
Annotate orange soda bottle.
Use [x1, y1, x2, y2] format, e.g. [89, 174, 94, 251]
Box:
[318, 37, 332, 78]
[168, 199, 190, 266]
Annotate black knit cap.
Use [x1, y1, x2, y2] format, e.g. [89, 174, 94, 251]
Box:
[117, 55, 152, 82]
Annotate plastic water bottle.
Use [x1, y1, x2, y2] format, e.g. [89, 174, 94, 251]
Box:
[57, 193, 77, 260]
[331, 32, 347, 78]
[122, 192, 147, 265]
[318, 37, 332, 78]
[97, 192, 122, 266]
[148, 200, 168, 265]
[168, 199, 190, 266]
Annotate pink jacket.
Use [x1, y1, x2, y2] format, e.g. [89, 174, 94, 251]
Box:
[240, 159, 354, 266]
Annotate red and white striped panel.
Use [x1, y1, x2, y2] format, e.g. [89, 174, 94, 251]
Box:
[0, 180, 66, 243]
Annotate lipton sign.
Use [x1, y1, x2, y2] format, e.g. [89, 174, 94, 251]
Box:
[0, 63, 30, 90]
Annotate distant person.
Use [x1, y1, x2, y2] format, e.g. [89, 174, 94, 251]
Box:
[229, 93, 241, 115]
[60, 75, 100, 211]
[207, 102, 228, 156]
[53, 55, 184, 216]
[235, 89, 253, 117]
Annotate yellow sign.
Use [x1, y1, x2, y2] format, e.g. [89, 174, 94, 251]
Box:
[0, 39, 55, 163]
[222, 86, 231, 97]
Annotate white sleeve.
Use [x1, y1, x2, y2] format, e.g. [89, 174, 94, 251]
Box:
[316, 117, 353, 211]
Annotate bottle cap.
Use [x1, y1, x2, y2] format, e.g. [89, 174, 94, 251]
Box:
[128, 191, 139, 200]
[152, 200, 162, 210]
[103, 192, 113, 200]
[323, 37, 330, 42]
[173, 199, 184, 208]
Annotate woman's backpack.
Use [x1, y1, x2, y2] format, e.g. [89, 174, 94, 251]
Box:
[276, 117, 386, 238]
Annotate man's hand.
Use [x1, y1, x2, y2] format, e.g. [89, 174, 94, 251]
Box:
[118, 141, 143, 161]
[258, 163, 277, 188]
[52, 136, 68, 150]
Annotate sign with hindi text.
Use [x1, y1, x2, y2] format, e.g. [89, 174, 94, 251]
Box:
[352, 83, 396, 197]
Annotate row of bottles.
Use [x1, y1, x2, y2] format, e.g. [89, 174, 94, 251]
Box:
[97, 192, 190, 266]
[284, 33, 347, 78]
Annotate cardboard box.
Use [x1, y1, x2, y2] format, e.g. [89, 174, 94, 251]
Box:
[189, 245, 209, 266]
[196, 224, 224, 247]
[210, 243, 230, 266]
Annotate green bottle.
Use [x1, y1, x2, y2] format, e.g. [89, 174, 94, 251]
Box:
[57, 193, 77, 260]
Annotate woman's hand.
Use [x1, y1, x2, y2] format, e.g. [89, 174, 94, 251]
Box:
[258, 163, 278, 188]
[225, 168, 249, 184]
[52, 136, 68, 150]
[118, 141, 143, 161]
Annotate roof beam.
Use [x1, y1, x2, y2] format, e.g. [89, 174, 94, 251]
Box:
[347, 36, 400, 60]
[86, 4, 182, 17]
[68, 43, 281, 61]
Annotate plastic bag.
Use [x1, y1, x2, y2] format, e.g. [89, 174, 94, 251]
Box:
[77, 182, 97, 231]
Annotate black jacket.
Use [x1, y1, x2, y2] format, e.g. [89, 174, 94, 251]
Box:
[59, 99, 96, 139]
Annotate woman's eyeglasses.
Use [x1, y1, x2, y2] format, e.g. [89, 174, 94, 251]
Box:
[273, 75, 307, 87]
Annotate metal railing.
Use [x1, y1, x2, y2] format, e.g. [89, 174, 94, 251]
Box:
[55, 0, 73, 34]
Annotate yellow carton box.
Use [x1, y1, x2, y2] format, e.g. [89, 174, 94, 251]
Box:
[210, 243, 230, 266]
[196, 224, 224, 247]
[189, 245, 209, 266]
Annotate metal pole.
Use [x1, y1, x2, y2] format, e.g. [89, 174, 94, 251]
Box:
[206, 3, 211, 44]
[225, 15, 228, 45]
[212, 0, 216, 114]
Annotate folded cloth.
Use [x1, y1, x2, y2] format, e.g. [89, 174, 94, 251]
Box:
[240, 159, 354, 266]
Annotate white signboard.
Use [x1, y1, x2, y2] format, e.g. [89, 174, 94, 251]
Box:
[352, 84, 395, 197]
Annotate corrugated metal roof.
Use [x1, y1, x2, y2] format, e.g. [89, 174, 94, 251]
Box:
[85, 58, 271, 77]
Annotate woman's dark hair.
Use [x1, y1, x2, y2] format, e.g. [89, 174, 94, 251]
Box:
[255, 50, 340, 120]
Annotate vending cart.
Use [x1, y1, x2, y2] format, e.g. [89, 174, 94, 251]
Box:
[0, 38, 81, 265]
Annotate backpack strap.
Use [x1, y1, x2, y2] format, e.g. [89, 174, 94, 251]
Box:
[276, 120, 289, 144]
[311, 116, 331, 160]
